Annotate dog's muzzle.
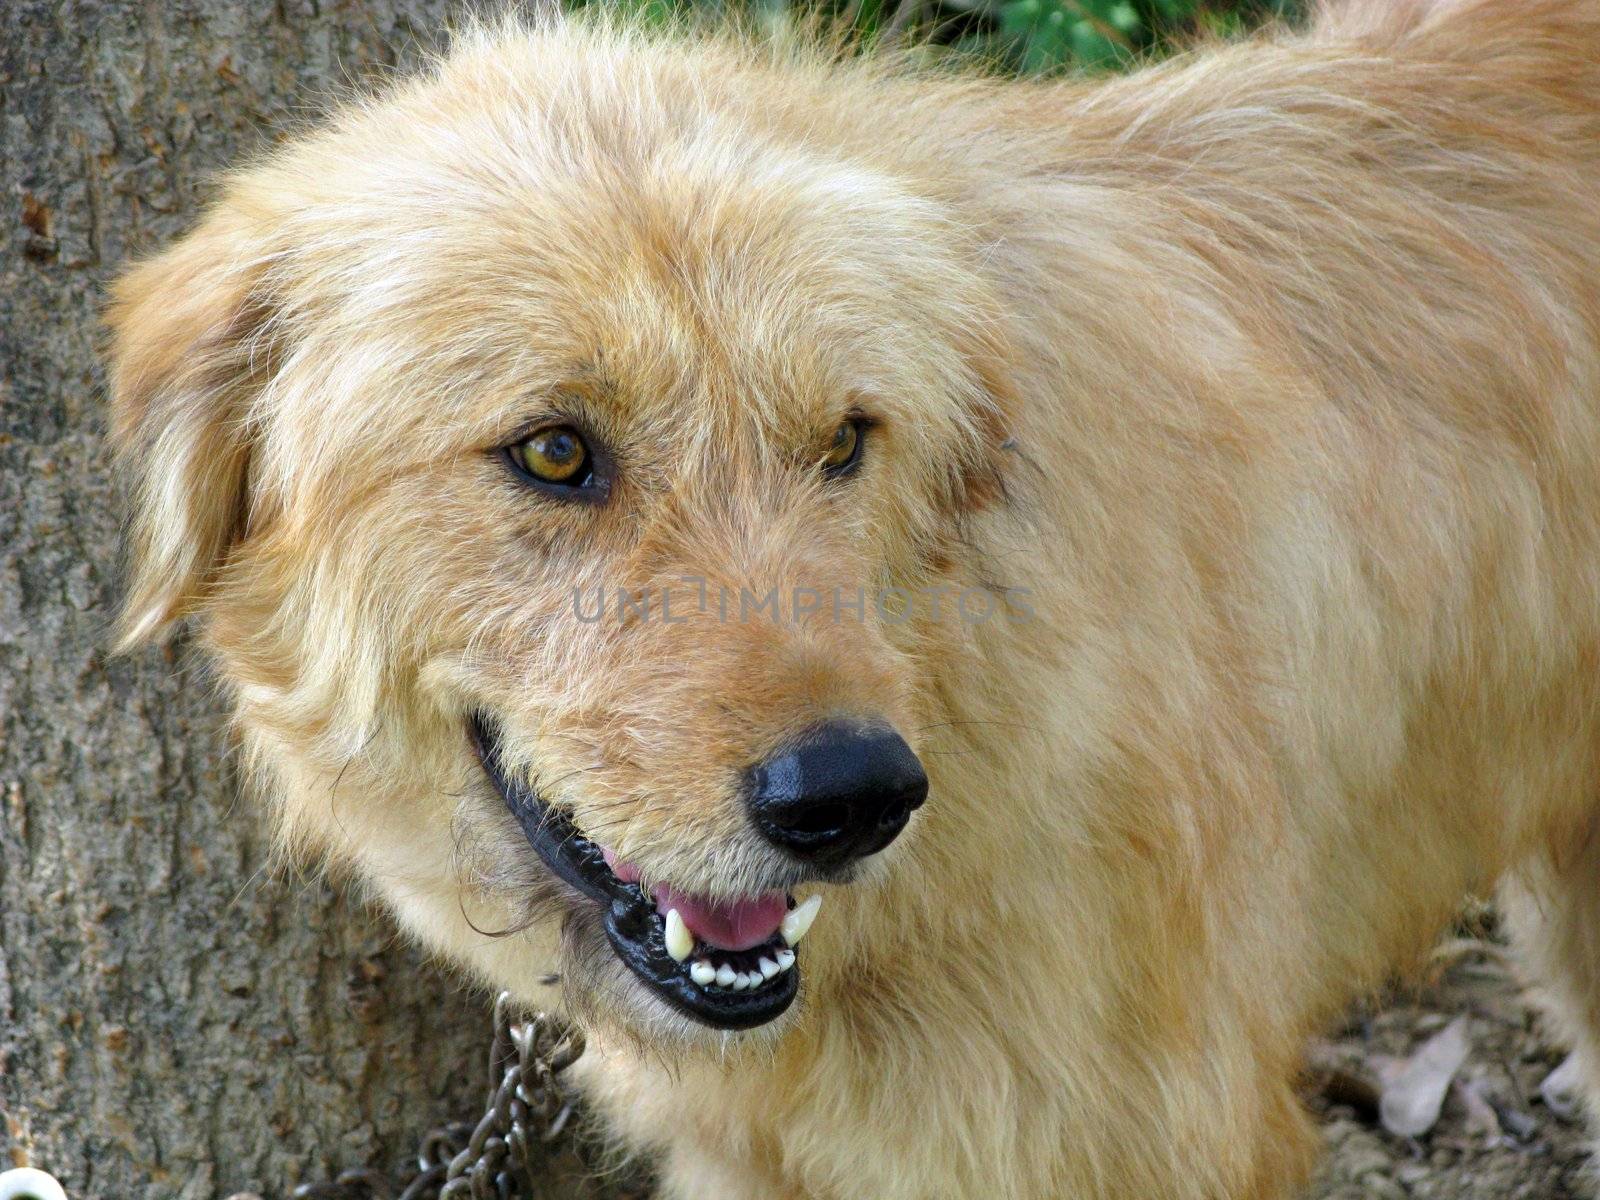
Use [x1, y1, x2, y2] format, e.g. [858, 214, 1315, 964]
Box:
[469, 713, 926, 1030]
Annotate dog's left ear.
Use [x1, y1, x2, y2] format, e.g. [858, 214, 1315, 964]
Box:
[105, 207, 278, 650]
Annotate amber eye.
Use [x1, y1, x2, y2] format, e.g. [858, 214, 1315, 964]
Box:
[821, 419, 865, 477]
[512, 425, 592, 487]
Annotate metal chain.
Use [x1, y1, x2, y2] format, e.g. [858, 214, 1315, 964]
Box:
[292, 994, 586, 1200]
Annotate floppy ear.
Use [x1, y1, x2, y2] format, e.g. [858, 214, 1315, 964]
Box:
[105, 209, 277, 650]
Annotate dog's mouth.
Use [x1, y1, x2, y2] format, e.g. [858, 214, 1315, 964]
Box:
[469, 714, 804, 1030]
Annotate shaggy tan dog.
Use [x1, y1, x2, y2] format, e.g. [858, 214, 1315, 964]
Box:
[107, 1, 1600, 1195]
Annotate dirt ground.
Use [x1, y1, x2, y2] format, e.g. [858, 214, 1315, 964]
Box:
[1307, 941, 1589, 1200]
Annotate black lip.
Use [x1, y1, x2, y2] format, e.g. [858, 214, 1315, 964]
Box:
[469, 714, 799, 1031]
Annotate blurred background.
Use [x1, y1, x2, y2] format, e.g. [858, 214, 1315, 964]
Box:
[564, 0, 1302, 72]
[0, 2, 1579, 1199]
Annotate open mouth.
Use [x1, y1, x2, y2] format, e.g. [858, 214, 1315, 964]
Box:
[469, 714, 806, 1030]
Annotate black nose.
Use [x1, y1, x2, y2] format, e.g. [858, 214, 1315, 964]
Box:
[746, 721, 928, 869]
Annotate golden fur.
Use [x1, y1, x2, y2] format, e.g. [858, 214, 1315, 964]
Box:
[107, 2, 1600, 1196]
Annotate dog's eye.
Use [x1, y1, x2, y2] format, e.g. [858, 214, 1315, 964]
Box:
[510, 425, 593, 488]
[821, 419, 866, 478]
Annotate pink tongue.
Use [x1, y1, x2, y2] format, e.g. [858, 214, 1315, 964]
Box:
[651, 884, 790, 952]
[601, 848, 788, 952]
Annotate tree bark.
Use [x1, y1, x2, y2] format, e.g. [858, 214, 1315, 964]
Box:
[0, 5, 520, 1197]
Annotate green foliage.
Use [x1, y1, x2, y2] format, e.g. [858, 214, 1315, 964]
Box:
[990, 0, 1300, 73]
[566, 0, 1305, 75]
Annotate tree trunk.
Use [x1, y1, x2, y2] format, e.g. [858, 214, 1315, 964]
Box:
[0, 5, 521, 1197]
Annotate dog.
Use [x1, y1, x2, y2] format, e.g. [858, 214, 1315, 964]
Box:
[106, 1, 1600, 1195]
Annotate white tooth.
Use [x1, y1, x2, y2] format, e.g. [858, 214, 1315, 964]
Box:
[758, 957, 780, 980]
[664, 909, 693, 962]
[690, 960, 716, 987]
[715, 963, 737, 988]
[776, 948, 796, 971]
[731, 971, 750, 991]
[780, 895, 822, 947]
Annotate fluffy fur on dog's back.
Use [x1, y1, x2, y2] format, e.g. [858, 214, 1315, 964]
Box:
[106, 2, 1600, 1197]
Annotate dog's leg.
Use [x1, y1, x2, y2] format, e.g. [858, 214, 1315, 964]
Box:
[1503, 814, 1600, 1190]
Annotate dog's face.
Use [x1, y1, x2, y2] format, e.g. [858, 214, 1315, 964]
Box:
[107, 26, 1013, 1043]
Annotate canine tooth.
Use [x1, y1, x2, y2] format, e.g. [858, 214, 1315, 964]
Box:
[780, 895, 821, 947]
[715, 963, 737, 988]
[758, 957, 780, 980]
[776, 948, 796, 971]
[690, 960, 716, 987]
[664, 909, 693, 962]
